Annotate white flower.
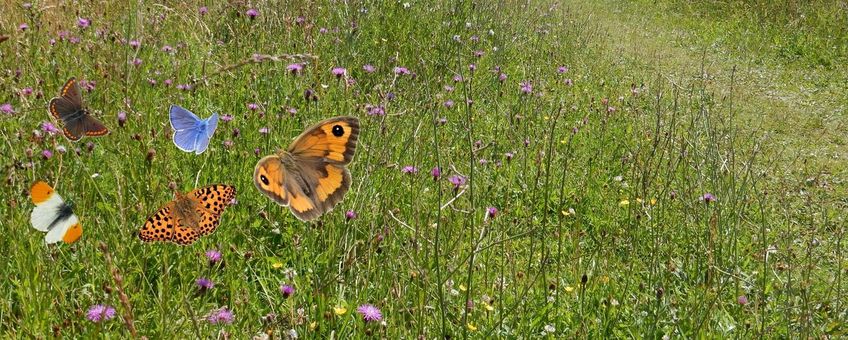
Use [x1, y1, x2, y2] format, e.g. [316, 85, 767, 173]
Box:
[544, 324, 556, 333]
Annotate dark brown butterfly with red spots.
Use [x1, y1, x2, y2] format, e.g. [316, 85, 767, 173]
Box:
[139, 184, 236, 245]
[49, 77, 109, 141]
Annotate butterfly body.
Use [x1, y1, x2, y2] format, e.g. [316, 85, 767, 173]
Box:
[139, 185, 235, 245]
[169, 105, 218, 154]
[49, 78, 109, 141]
[30, 181, 83, 244]
[254, 116, 359, 221]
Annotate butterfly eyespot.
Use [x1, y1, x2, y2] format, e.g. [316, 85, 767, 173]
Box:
[260, 175, 270, 186]
[332, 125, 344, 137]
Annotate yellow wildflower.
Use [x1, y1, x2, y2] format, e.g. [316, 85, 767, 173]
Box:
[333, 306, 348, 316]
[272, 262, 283, 269]
[565, 286, 575, 293]
[459, 284, 467, 292]
[619, 199, 630, 207]
[466, 322, 477, 331]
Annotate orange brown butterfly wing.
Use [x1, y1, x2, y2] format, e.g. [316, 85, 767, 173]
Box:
[288, 116, 359, 165]
[139, 203, 176, 243]
[49, 78, 109, 140]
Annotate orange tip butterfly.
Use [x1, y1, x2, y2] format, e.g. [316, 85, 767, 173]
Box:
[30, 181, 82, 244]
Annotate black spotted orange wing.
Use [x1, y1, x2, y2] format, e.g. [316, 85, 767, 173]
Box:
[138, 202, 177, 243]
[187, 184, 236, 236]
[49, 77, 109, 141]
[139, 185, 236, 245]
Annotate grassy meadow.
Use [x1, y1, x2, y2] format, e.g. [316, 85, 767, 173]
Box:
[1, 0, 846, 338]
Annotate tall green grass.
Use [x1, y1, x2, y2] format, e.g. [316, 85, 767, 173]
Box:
[0, 1, 844, 338]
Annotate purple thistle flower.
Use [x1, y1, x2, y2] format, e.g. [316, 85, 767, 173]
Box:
[469, 64, 476, 72]
[221, 114, 233, 122]
[117, 111, 127, 127]
[247, 103, 259, 110]
[401, 166, 418, 174]
[295, 16, 306, 25]
[55, 145, 67, 154]
[345, 210, 357, 220]
[365, 104, 385, 116]
[444, 100, 454, 109]
[331, 67, 346, 78]
[223, 140, 234, 148]
[86, 304, 116, 323]
[280, 285, 295, 298]
[453, 75, 464, 82]
[564, 79, 573, 86]
[701, 193, 716, 203]
[448, 175, 466, 189]
[363, 64, 376, 73]
[557, 66, 568, 73]
[77, 17, 91, 29]
[41, 150, 53, 160]
[19, 23, 29, 31]
[393, 66, 410, 75]
[41, 122, 60, 135]
[737, 295, 748, 306]
[69, 36, 81, 44]
[473, 50, 484, 58]
[444, 85, 454, 92]
[196, 277, 214, 291]
[431, 167, 441, 179]
[356, 304, 383, 322]
[498, 73, 508, 82]
[258, 127, 269, 135]
[520, 81, 532, 94]
[246, 8, 259, 19]
[199, 6, 208, 15]
[207, 307, 234, 325]
[164, 79, 173, 86]
[132, 58, 142, 66]
[162, 45, 174, 53]
[129, 40, 140, 49]
[286, 63, 304, 75]
[487, 207, 498, 219]
[205, 249, 222, 264]
[504, 152, 514, 161]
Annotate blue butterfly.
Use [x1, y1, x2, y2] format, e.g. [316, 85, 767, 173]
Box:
[169, 105, 219, 155]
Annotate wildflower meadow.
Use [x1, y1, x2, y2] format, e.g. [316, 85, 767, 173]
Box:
[2, 0, 846, 338]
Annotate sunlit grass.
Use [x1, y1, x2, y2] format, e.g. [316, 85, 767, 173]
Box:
[1, 1, 844, 338]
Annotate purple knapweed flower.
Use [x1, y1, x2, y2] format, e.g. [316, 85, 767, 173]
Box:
[41, 122, 60, 135]
[280, 285, 295, 298]
[431, 167, 441, 180]
[401, 166, 418, 174]
[196, 277, 214, 291]
[520, 81, 532, 94]
[117, 111, 127, 127]
[286, 63, 304, 75]
[247, 103, 259, 110]
[331, 67, 346, 78]
[199, 6, 208, 15]
[701, 193, 716, 203]
[393, 66, 410, 75]
[557, 66, 568, 73]
[345, 210, 357, 220]
[19, 23, 29, 31]
[41, 150, 53, 160]
[356, 304, 382, 322]
[77, 17, 91, 29]
[246, 8, 259, 19]
[206, 249, 222, 264]
[207, 307, 234, 325]
[129, 40, 140, 49]
[737, 295, 748, 306]
[259, 127, 269, 135]
[86, 305, 116, 323]
[487, 207, 498, 219]
[363, 64, 376, 73]
[448, 175, 466, 189]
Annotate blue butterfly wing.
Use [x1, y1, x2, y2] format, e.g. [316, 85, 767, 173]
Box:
[193, 113, 218, 154]
[173, 128, 200, 153]
[169, 105, 201, 131]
